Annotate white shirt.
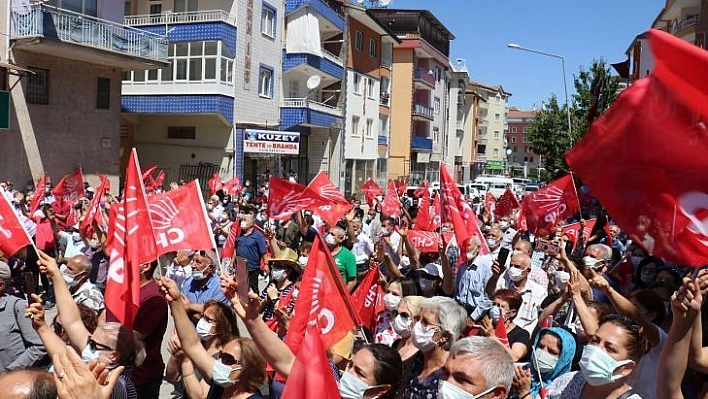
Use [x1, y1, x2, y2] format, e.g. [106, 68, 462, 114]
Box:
[58, 231, 88, 258]
[496, 277, 547, 334]
[382, 231, 401, 266]
[351, 232, 374, 265]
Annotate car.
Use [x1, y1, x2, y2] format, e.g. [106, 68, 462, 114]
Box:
[524, 185, 539, 193]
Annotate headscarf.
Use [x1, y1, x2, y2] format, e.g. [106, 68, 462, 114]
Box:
[529, 327, 576, 397]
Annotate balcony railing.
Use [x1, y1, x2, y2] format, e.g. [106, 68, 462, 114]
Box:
[321, 48, 344, 65]
[673, 15, 699, 33]
[11, 4, 168, 62]
[413, 104, 434, 119]
[282, 97, 342, 116]
[411, 135, 433, 151]
[124, 9, 237, 26]
[413, 68, 436, 87]
[379, 92, 390, 106]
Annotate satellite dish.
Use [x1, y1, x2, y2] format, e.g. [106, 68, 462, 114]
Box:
[379, 0, 390, 6]
[306, 75, 321, 90]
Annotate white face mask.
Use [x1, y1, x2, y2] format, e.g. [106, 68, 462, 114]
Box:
[411, 321, 437, 352]
[437, 380, 496, 399]
[325, 233, 338, 246]
[499, 221, 509, 230]
[298, 256, 309, 268]
[534, 347, 559, 374]
[383, 293, 401, 312]
[338, 371, 385, 399]
[508, 267, 525, 282]
[392, 314, 412, 337]
[579, 344, 633, 386]
[554, 270, 571, 288]
[195, 317, 215, 341]
[583, 256, 600, 269]
[271, 268, 288, 282]
[486, 237, 499, 249]
[466, 250, 477, 261]
[240, 221, 250, 230]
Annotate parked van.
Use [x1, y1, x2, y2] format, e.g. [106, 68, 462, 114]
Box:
[473, 176, 515, 197]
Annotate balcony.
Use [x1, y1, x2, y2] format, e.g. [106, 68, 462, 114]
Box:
[476, 153, 487, 161]
[286, 0, 346, 32]
[673, 15, 699, 34]
[380, 57, 392, 69]
[379, 92, 390, 106]
[412, 104, 434, 120]
[413, 68, 436, 88]
[283, 51, 344, 80]
[11, 4, 168, 69]
[411, 135, 433, 152]
[477, 133, 487, 144]
[125, 10, 237, 27]
[378, 134, 388, 145]
[281, 97, 343, 129]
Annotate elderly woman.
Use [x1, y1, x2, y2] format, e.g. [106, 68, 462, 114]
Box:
[403, 296, 467, 398]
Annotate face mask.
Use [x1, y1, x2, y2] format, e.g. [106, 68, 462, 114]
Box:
[81, 344, 111, 365]
[554, 270, 570, 287]
[508, 267, 525, 282]
[192, 269, 207, 281]
[219, 213, 228, 222]
[271, 268, 288, 282]
[466, 250, 477, 261]
[298, 256, 309, 268]
[489, 305, 501, 324]
[583, 256, 600, 269]
[411, 321, 437, 352]
[60, 265, 79, 288]
[383, 293, 400, 312]
[418, 278, 436, 296]
[339, 371, 376, 399]
[579, 344, 633, 386]
[512, 250, 523, 256]
[640, 272, 655, 285]
[636, 224, 647, 232]
[196, 318, 215, 340]
[206, 204, 214, 211]
[392, 314, 411, 337]
[437, 380, 496, 399]
[211, 360, 241, 387]
[325, 233, 338, 246]
[72, 233, 82, 242]
[89, 239, 100, 249]
[240, 221, 250, 230]
[499, 221, 509, 230]
[631, 256, 643, 266]
[534, 347, 559, 374]
[486, 238, 499, 249]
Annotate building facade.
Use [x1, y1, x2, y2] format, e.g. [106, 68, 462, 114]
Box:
[2, 0, 166, 189]
[506, 108, 540, 179]
[446, 58, 472, 182]
[469, 81, 511, 177]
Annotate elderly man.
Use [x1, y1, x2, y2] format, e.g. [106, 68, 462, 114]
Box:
[513, 239, 549, 290]
[180, 250, 229, 311]
[0, 261, 46, 371]
[454, 236, 494, 321]
[0, 368, 56, 399]
[583, 243, 619, 304]
[235, 213, 268, 294]
[326, 226, 357, 292]
[487, 252, 547, 334]
[60, 254, 104, 314]
[439, 336, 514, 399]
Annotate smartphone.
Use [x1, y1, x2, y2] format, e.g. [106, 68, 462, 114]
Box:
[497, 247, 510, 266]
[23, 271, 36, 300]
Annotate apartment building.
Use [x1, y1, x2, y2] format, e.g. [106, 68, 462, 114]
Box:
[446, 58, 472, 182]
[368, 9, 454, 185]
[506, 107, 540, 179]
[2, 0, 167, 188]
[469, 81, 511, 177]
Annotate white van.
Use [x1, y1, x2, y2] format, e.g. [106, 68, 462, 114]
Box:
[473, 176, 514, 197]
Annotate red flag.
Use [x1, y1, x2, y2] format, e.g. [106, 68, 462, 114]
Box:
[408, 230, 440, 253]
[561, 219, 597, 245]
[517, 202, 528, 231]
[394, 179, 406, 196]
[207, 173, 223, 196]
[268, 177, 314, 220]
[221, 222, 242, 260]
[607, 255, 634, 292]
[440, 164, 488, 258]
[28, 174, 48, 217]
[105, 149, 157, 330]
[495, 310, 510, 348]
[360, 179, 383, 207]
[381, 180, 401, 217]
[0, 191, 32, 256]
[494, 188, 520, 218]
[431, 192, 441, 231]
[52, 169, 84, 206]
[148, 180, 215, 256]
[349, 267, 385, 330]
[485, 191, 496, 216]
[285, 234, 357, 354]
[79, 174, 109, 238]
[566, 30, 708, 266]
[416, 182, 433, 231]
[222, 176, 242, 197]
[141, 165, 158, 182]
[303, 172, 353, 226]
[604, 216, 614, 246]
[281, 327, 341, 399]
[520, 174, 579, 235]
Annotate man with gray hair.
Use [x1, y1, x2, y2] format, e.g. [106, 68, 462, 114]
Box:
[438, 336, 514, 399]
[455, 236, 494, 321]
[584, 243, 618, 304]
[60, 254, 104, 314]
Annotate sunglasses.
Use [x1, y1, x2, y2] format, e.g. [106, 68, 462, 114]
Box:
[219, 352, 242, 367]
[88, 337, 114, 352]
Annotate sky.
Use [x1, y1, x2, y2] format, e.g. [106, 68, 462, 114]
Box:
[382, 0, 665, 110]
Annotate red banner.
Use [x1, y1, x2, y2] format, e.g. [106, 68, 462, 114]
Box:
[408, 230, 440, 253]
[520, 174, 579, 235]
[381, 180, 401, 217]
[494, 187, 520, 218]
[440, 164, 488, 258]
[0, 191, 32, 257]
[282, 327, 341, 399]
[303, 172, 353, 225]
[80, 174, 109, 238]
[267, 177, 314, 220]
[207, 172, 223, 196]
[561, 219, 596, 243]
[28, 174, 47, 217]
[360, 179, 383, 207]
[52, 169, 84, 206]
[349, 267, 384, 330]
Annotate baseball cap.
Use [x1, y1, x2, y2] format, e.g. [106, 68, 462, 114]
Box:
[420, 263, 443, 279]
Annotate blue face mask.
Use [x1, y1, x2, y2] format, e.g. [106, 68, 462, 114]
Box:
[191, 270, 206, 281]
[81, 344, 112, 365]
[579, 344, 633, 386]
[211, 360, 241, 387]
[489, 305, 501, 324]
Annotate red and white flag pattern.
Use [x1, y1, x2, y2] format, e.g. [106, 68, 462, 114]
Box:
[52, 169, 84, 207]
[282, 327, 341, 399]
[207, 172, 223, 196]
[494, 188, 520, 218]
[360, 179, 383, 207]
[520, 174, 580, 235]
[267, 177, 314, 220]
[561, 219, 597, 244]
[28, 174, 47, 217]
[349, 267, 385, 330]
[0, 190, 32, 257]
[303, 172, 353, 225]
[408, 229, 440, 253]
[440, 164, 488, 259]
[79, 174, 110, 238]
[381, 180, 401, 217]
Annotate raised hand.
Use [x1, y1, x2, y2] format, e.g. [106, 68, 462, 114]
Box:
[53, 346, 124, 399]
[157, 276, 182, 303]
[24, 293, 47, 330]
[36, 249, 60, 280]
[512, 365, 532, 398]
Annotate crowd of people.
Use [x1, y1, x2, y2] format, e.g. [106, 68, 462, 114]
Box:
[0, 176, 707, 399]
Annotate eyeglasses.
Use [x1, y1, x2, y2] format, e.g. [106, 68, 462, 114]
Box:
[219, 352, 242, 366]
[602, 314, 644, 337]
[88, 337, 114, 352]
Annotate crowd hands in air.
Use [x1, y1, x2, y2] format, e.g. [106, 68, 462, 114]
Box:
[1, 175, 708, 399]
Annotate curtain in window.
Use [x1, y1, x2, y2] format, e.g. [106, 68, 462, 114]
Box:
[285, 7, 322, 57]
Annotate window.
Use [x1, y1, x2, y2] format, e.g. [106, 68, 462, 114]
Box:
[96, 78, 110, 109]
[494, 131, 499, 140]
[261, 3, 276, 38]
[511, 126, 516, 133]
[124, 1, 131, 15]
[27, 67, 49, 104]
[352, 115, 360, 136]
[366, 119, 373, 137]
[511, 137, 516, 144]
[493, 148, 499, 156]
[369, 39, 377, 58]
[167, 126, 196, 139]
[60, 0, 98, 16]
[149, 3, 162, 15]
[434, 67, 442, 82]
[433, 127, 440, 143]
[529, 157, 534, 163]
[495, 113, 500, 121]
[433, 97, 441, 114]
[174, 0, 197, 12]
[523, 127, 529, 133]
[258, 65, 274, 98]
[366, 78, 375, 98]
[355, 31, 363, 51]
[353, 73, 362, 94]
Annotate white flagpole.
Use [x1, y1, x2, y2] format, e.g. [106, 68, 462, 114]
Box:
[131, 148, 163, 277]
[195, 179, 222, 271]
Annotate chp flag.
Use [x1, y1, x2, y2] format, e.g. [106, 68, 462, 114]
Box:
[520, 174, 580, 235]
[244, 129, 300, 155]
[0, 187, 33, 256]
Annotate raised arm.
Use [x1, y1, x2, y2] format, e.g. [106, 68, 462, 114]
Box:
[25, 294, 67, 364]
[688, 269, 708, 373]
[439, 239, 454, 296]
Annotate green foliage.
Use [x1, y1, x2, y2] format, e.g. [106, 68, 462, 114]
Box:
[527, 58, 622, 182]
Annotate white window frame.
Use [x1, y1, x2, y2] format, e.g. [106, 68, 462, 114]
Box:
[261, 2, 276, 38]
[434, 97, 441, 114]
[353, 73, 362, 95]
[355, 31, 363, 51]
[494, 131, 500, 140]
[367, 77, 375, 99]
[366, 118, 373, 137]
[352, 115, 361, 137]
[258, 65, 274, 98]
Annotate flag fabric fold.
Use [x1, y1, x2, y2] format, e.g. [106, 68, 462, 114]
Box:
[415, 182, 433, 231]
[28, 174, 47, 217]
[360, 179, 383, 207]
[79, 174, 109, 238]
[0, 190, 33, 257]
[494, 188, 520, 218]
[281, 327, 341, 399]
[208, 173, 223, 196]
[303, 172, 353, 226]
[267, 177, 313, 221]
[349, 266, 384, 330]
[408, 230, 440, 253]
[381, 180, 401, 217]
[52, 169, 84, 209]
[519, 174, 579, 236]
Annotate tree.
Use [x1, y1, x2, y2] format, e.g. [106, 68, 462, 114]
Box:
[527, 58, 622, 181]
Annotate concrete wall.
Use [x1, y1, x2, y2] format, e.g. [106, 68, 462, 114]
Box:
[344, 69, 378, 160]
[3, 50, 122, 192]
[389, 47, 413, 179]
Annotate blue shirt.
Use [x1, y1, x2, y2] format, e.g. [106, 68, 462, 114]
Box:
[181, 273, 229, 305]
[236, 229, 268, 271]
[455, 253, 493, 320]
